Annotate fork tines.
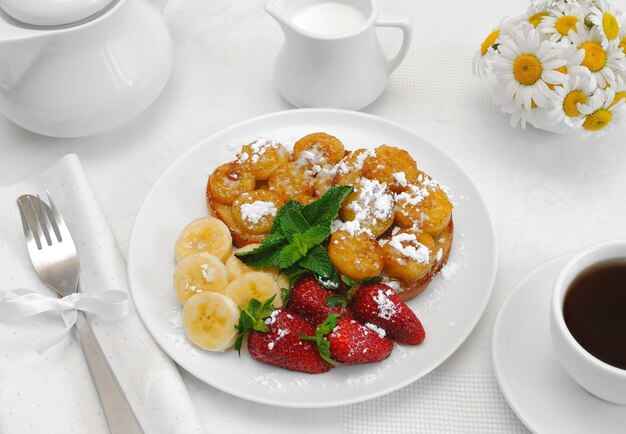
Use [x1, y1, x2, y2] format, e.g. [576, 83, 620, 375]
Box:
[17, 194, 63, 250]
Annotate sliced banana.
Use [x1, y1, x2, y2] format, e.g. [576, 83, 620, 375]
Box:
[275, 273, 290, 292]
[173, 252, 229, 304]
[225, 271, 282, 308]
[174, 216, 232, 263]
[225, 243, 279, 281]
[182, 292, 240, 351]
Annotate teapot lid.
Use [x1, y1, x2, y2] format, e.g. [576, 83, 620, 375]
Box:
[0, 0, 115, 26]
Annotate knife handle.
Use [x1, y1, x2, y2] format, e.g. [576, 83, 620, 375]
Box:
[75, 312, 144, 434]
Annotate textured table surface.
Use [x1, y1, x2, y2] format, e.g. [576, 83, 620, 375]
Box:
[2, 0, 626, 432]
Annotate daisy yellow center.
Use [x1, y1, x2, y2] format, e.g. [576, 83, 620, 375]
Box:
[580, 41, 607, 72]
[610, 91, 626, 108]
[481, 30, 500, 55]
[563, 90, 586, 117]
[619, 36, 626, 52]
[555, 16, 579, 36]
[513, 54, 543, 85]
[528, 12, 548, 28]
[602, 13, 619, 40]
[583, 109, 612, 131]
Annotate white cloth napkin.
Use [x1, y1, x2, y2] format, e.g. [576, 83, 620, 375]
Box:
[0, 154, 203, 434]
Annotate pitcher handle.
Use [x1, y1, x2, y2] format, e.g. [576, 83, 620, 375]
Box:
[375, 15, 412, 74]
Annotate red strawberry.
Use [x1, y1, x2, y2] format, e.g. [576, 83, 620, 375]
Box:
[351, 283, 425, 345]
[288, 276, 343, 325]
[327, 317, 393, 365]
[248, 308, 334, 374]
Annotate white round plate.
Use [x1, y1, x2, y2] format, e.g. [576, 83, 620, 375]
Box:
[128, 109, 497, 408]
[493, 254, 626, 433]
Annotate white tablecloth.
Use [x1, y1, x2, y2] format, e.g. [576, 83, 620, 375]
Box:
[3, 0, 626, 432]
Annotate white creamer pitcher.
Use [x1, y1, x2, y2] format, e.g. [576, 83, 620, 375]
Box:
[265, 0, 411, 110]
[0, 0, 172, 137]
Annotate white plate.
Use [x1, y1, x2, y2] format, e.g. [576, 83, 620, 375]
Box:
[128, 109, 497, 408]
[492, 254, 626, 433]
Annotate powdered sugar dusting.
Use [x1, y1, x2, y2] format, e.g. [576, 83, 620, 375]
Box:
[373, 289, 397, 320]
[250, 373, 311, 391]
[364, 323, 386, 338]
[332, 178, 394, 236]
[388, 232, 431, 264]
[265, 310, 280, 325]
[165, 308, 198, 357]
[240, 200, 277, 224]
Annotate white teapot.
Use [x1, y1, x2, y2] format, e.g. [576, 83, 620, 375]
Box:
[0, 0, 172, 137]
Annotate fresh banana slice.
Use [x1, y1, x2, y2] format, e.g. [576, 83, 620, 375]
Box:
[224, 272, 282, 308]
[182, 292, 240, 351]
[275, 273, 290, 293]
[174, 216, 232, 263]
[225, 243, 279, 281]
[173, 252, 229, 304]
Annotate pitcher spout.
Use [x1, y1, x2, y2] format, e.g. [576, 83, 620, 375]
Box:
[264, 0, 297, 32]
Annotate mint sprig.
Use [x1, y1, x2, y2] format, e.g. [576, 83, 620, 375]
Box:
[234, 295, 276, 354]
[300, 314, 339, 365]
[236, 186, 353, 284]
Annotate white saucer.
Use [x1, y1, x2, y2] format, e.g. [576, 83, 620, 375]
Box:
[492, 254, 626, 433]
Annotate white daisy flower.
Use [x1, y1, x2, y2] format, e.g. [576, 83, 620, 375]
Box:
[618, 14, 626, 53]
[558, 43, 588, 77]
[498, 96, 538, 128]
[527, 9, 550, 28]
[588, 0, 621, 48]
[608, 75, 626, 107]
[539, 2, 586, 44]
[528, 0, 552, 14]
[577, 86, 626, 136]
[473, 27, 505, 77]
[545, 74, 596, 129]
[492, 23, 568, 112]
[568, 22, 626, 88]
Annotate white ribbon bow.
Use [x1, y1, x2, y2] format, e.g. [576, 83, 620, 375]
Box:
[0, 288, 129, 353]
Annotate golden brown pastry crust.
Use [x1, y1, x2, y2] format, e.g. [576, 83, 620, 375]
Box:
[395, 219, 453, 301]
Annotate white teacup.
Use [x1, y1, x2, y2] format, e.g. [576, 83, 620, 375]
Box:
[551, 240, 626, 404]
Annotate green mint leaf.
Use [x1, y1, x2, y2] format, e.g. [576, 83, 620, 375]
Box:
[284, 264, 308, 286]
[301, 224, 332, 247]
[235, 233, 287, 268]
[280, 287, 291, 308]
[236, 232, 286, 258]
[316, 271, 340, 290]
[267, 200, 302, 238]
[279, 203, 311, 239]
[301, 185, 353, 227]
[325, 294, 346, 307]
[362, 275, 384, 285]
[341, 275, 356, 287]
[318, 313, 339, 336]
[277, 243, 305, 269]
[298, 245, 334, 279]
[234, 334, 244, 355]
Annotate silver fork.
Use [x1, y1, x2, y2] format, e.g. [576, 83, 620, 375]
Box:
[17, 193, 144, 434]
